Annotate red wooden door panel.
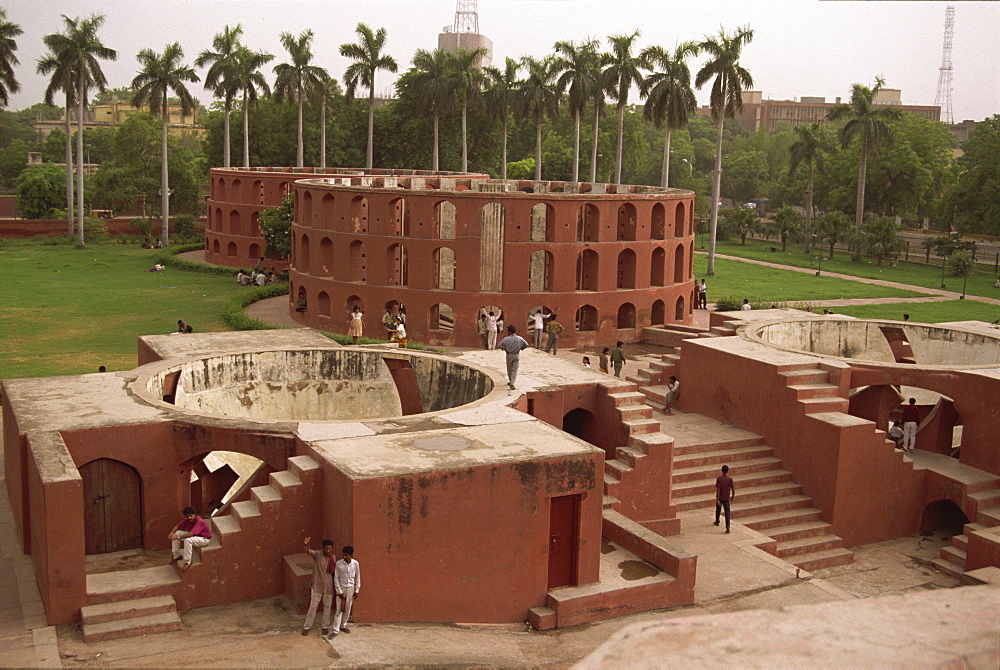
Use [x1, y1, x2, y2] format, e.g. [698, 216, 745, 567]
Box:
[80, 459, 142, 554]
[547, 494, 579, 589]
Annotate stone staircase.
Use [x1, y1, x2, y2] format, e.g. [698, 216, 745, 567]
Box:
[82, 567, 182, 642]
[671, 432, 854, 572]
[932, 483, 1000, 579]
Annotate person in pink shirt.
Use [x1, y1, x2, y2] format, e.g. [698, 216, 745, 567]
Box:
[168, 506, 212, 570]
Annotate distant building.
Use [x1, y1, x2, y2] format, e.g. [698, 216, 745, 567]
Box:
[437, 29, 493, 68]
[26, 151, 97, 176]
[31, 97, 205, 140]
[948, 119, 977, 146]
[699, 90, 941, 132]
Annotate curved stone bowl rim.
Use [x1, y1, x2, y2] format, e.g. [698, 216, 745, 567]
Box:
[128, 345, 509, 426]
[739, 316, 1000, 370]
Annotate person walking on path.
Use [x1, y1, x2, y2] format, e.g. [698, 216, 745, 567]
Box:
[901, 397, 920, 452]
[714, 465, 736, 533]
[486, 311, 499, 350]
[698, 279, 707, 309]
[598, 347, 610, 374]
[301, 537, 335, 636]
[610, 341, 626, 377]
[347, 305, 364, 345]
[168, 506, 211, 570]
[544, 314, 564, 355]
[496, 325, 529, 389]
[664, 375, 680, 414]
[329, 546, 360, 637]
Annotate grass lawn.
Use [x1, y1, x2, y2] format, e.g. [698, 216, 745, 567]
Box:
[834, 300, 1000, 325]
[705, 237, 1000, 299]
[1, 242, 241, 380]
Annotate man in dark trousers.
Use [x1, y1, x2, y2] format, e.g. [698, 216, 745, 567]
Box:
[901, 397, 920, 452]
[714, 465, 736, 533]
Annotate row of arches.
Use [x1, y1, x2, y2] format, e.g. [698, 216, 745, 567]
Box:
[209, 238, 261, 261]
[212, 177, 292, 207]
[208, 207, 262, 237]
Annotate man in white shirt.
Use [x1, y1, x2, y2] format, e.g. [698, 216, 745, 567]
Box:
[530, 309, 549, 348]
[329, 545, 360, 637]
[741, 299, 752, 311]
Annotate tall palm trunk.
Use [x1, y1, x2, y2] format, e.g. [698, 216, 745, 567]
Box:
[614, 104, 625, 184]
[222, 103, 231, 168]
[242, 90, 250, 168]
[296, 95, 303, 168]
[571, 108, 580, 182]
[804, 164, 814, 252]
[64, 95, 73, 237]
[160, 109, 169, 245]
[500, 115, 508, 179]
[320, 95, 326, 170]
[461, 100, 468, 173]
[534, 111, 542, 181]
[661, 128, 672, 188]
[75, 71, 85, 247]
[855, 142, 868, 235]
[706, 115, 724, 276]
[366, 88, 375, 169]
[432, 113, 439, 171]
[590, 104, 600, 183]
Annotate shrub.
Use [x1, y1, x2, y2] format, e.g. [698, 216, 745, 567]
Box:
[172, 214, 199, 242]
[222, 283, 289, 330]
[128, 218, 154, 238]
[83, 218, 108, 243]
[714, 296, 781, 311]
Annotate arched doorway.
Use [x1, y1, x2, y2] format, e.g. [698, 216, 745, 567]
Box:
[920, 499, 969, 534]
[80, 459, 142, 555]
[563, 408, 597, 445]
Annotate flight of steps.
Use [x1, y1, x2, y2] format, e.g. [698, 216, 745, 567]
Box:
[932, 484, 1000, 579]
[82, 566, 182, 642]
[601, 390, 665, 513]
[672, 433, 854, 572]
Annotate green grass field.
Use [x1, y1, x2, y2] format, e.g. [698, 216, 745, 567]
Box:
[833, 300, 1000, 324]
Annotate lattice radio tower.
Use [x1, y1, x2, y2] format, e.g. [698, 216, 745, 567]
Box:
[934, 4, 955, 125]
[453, 0, 479, 33]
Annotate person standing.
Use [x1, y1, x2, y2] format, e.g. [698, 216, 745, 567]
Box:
[544, 313, 564, 355]
[477, 314, 490, 350]
[714, 465, 736, 533]
[698, 279, 708, 309]
[329, 546, 360, 637]
[486, 311, 499, 350]
[168, 506, 212, 570]
[347, 305, 364, 345]
[598, 347, 610, 374]
[530, 309, 550, 348]
[496, 325, 529, 389]
[901, 397, 920, 452]
[301, 537, 335, 636]
[888, 420, 904, 449]
[610, 341, 626, 377]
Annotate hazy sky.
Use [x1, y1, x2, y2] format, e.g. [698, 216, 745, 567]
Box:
[6, 0, 999, 122]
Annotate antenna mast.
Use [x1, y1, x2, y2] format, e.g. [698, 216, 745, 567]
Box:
[934, 4, 955, 124]
[453, 0, 479, 33]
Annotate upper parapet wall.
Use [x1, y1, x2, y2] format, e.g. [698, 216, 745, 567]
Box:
[294, 176, 692, 197]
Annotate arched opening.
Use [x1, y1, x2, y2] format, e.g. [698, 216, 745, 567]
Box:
[186, 450, 266, 519]
[920, 499, 969, 534]
[430, 303, 455, 331]
[252, 180, 264, 205]
[616, 203, 636, 241]
[673, 244, 685, 284]
[350, 196, 369, 233]
[388, 197, 410, 236]
[617, 303, 636, 329]
[226, 241, 237, 257]
[230, 178, 242, 202]
[576, 304, 598, 332]
[651, 203, 666, 240]
[385, 243, 408, 286]
[250, 211, 260, 236]
[228, 209, 240, 235]
[435, 200, 456, 239]
[345, 295, 363, 315]
[480, 202, 505, 292]
[576, 203, 599, 242]
[530, 203, 556, 242]
[301, 190, 314, 225]
[319, 238, 334, 275]
[651, 247, 665, 286]
[674, 295, 685, 321]
[563, 408, 598, 447]
[321, 193, 335, 228]
[212, 239, 220, 255]
[675, 201, 686, 237]
[299, 234, 311, 274]
[214, 207, 223, 232]
[433, 246, 455, 290]
[296, 286, 307, 313]
[248, 243, 260, 260]
[617, 249, 636, 289]
[348, 240, 366, 282]
[576, 249, 599, 291]
[80, 458, 142, 555]
[529, 250, 553, 292]
[651, 299, 665, 325]
[317, 291, 331, 317]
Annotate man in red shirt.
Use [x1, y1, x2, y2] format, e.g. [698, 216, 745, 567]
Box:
[901, 397, 921, 452]
[714, 465, 736, 533]
[168, 506, 212, 570]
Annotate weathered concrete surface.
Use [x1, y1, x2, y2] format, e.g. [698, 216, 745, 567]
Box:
[577, 585, 1000, 669]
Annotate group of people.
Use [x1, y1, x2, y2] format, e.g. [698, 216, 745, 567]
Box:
[381, 303, 407, 348]
[477, 310, 507, 350]
[237, 257, 276, 286]
[888, 397, 921, 452]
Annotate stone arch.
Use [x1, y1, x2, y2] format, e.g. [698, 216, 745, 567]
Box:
[530, 203, 556, 242]
[576, 249, 599, 291]
[433, 246, 455, 290]
[348, 240, 366, 282]
[675, 201, 686, 237]
[430, 303, 455, 331]
[226, 241, 237, 257]
[385, 243, 408, 286]
[616, 202, 637, 241]
[212, 239, 220, 255]
[229, 209, 240, 235]
[230, 178, 242, 202]
[345, 295, 364, 315]
[301, 190, 314, 225]
[296, 285, 307, 312]
[214, 207, 223, 232]
[249, 243, 260, 260]
[576, 304, 598, 332]
[674, 295, 685, 321]
[435, 200, 456, 239]
[351, 195, 369, 233]
[576, 203, 599, 242]
[617, 249, 636, 289]
[480, 202, 505, 292]
[617, 303, 636, 329]
[320, 237, 334, 275]
[674, 244, 685, 284]
[299, 234, 311, 274]
[321, 193, 335, 228]
[529, 250, 553, 292]
[317, 290, 331, 317]
[563, 408, 598, 447]
[651, 203, 666, 240]
[920, 499, 969, 533]
[651, 299, 665, 325]
[651, 247, 666, 286]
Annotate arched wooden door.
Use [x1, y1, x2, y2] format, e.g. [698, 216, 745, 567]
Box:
[80, 459, 142, 555]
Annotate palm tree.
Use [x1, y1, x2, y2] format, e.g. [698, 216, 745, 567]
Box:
[788, 123, 831, 251]
[640, 41, 698, 188]
[589, 49, 612, 183]
[340, 23, 398, 170]
[603, 31, 647, 184]
[0, 7, 22, 107]
[231, 45, 272, 168]
[695, 25, 754, 275]
[554, 39, 600, 182]
[408, 48, 454, 171]
[274, 30, 327, 169]
[826, 78, 902, 236]
[196, 24, 243, 168]
[131, 42, 199, 246]
[312, 74, 340, 170]
[450, 47, 487, 173]
[515, 55, 561, 181]
[860, 215, 901, 266]
[483, 57, 519, 179]
[814, 210, 852, 259]
[40, 15, 116, 247]
[767, 205, 804, 252]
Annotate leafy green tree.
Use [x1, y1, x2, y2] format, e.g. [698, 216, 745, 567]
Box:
[341, 23, 398, 170]
[826, 78, 902, 235]
[0, 138, 30, 187]
[0, 7, 21, 107]
[720, 207, 758, 245]
[860, 215, 901, 266]
[603, 31, 646, 184]
[131, 42, 199, 245]
[15, 163, 64, 218]
[483, 57, 519, 179]
[814, 210, 852, 259]
[722, 148, 767, 204]
[554, 39, 600, 182]
[196, 24, 244, 168]
[767, 205, 803, 252]
[259, 194, 293, 258]
[231, 44, 273, 168]
[506, 156, 535, 180]
[695, 25, 754, 275]
[404, 48, 454, 171]
[940, 115, 1000, 235]
[640, 41, 698, 188]
[788, 123, 830, 249]
[516, 55, 561, 181]
[273, 30, 327, 169]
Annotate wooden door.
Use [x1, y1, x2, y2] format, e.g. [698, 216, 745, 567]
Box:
[547, 494, 579, 588]
[81, 459, 142, 555]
